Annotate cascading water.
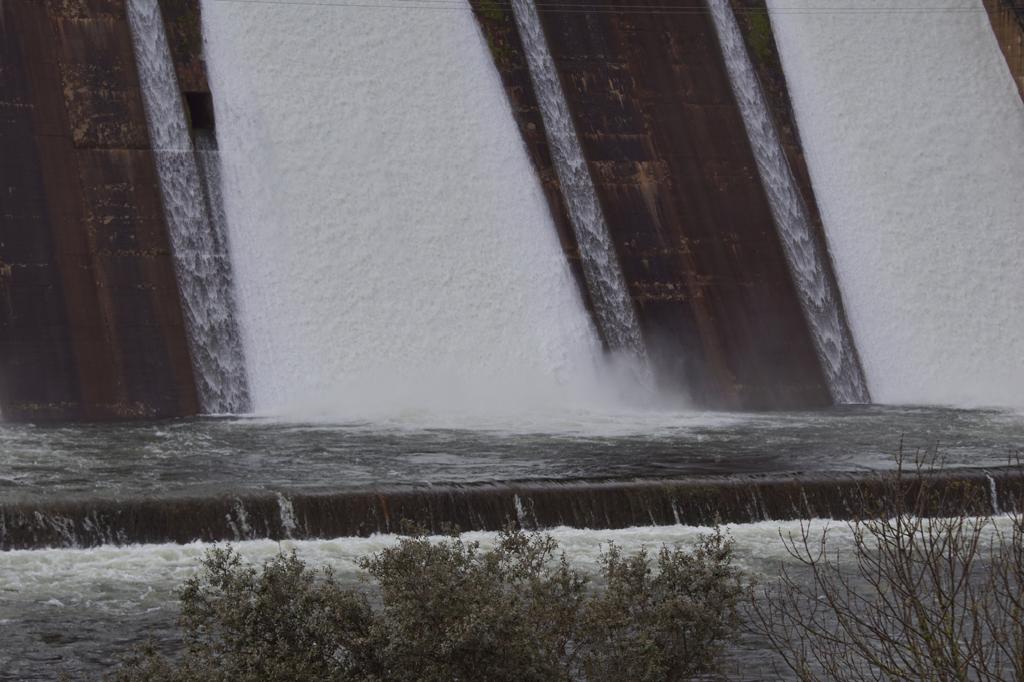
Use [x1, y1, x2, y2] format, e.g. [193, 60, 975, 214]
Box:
[192, 130, 250, 412]
[0, 521, 878, 680]
[509, 0, 648, 364]
[707, 0, 869, 405]
[200, 0, 616, 419]
[126, 0, 250, 413]
[765, 0, 1024, 408]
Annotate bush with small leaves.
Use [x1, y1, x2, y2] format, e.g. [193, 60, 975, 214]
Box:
[111, 528, 741, 681]
[113, 547, 382, 682]
[578, 529, 741, 681]
[360, 530, 586, 681]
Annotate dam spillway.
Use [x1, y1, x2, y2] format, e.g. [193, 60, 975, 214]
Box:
[126, 0, 249, 414]
[201, 0, 612, 418]
[0, 0, 1021, 526]
[509, 0, 647, 363]
[707, 0, 869, 405]
[766, 0, 1024, 408]
[2, 0, 1021, 417]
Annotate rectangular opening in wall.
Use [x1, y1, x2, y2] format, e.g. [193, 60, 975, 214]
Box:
[184, 91, 215, 131]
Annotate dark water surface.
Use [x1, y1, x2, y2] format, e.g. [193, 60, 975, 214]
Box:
[2, 405, 1022, 504]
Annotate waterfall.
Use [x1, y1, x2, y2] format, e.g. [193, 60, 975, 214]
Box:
[192, 130, 250, 412]
[509, 0, 648, 363]
[707, 0, 869, 405]
[126, 0, 250, 413]
[765, 0, 1024, 408]
[200, 0, 612, 418]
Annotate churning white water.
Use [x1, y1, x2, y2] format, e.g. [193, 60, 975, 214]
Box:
[766, 0, 1024, 408]
[707, 0, 869, 405]
[126, 0, 249, 413]
[0, 523, 796, 678]
[0, 520, 867, 635]
[200, 0, 644, 421]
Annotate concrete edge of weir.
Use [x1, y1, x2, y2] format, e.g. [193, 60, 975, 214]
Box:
[3, 465, 1021, 550]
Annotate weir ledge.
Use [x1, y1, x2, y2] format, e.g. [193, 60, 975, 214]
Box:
[2, 467, 1020, 550]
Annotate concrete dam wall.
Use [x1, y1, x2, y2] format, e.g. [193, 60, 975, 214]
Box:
[0, 0, 249, 421]
[0, 0, 200, 420]
[2, 0, 857, 419]
[470, 0, 864, 410]
[2, 0, 1021, 419]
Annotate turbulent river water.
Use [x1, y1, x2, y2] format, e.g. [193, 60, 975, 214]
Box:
[1, 406, 1022, 678]
[0, 522, 880, 680]
[4, 515, 1020, 681]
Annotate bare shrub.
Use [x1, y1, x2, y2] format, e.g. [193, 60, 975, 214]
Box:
[751, 455, 1024, 681]
[112, 528, 741, 681]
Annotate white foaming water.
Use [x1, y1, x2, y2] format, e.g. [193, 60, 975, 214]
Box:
[6, 518, 1017, 679]
[707, 0, 868, 404]
[6, 516, 1017, 608]
[0, 522, 842, 606]
[200, 0, 654, 422]
[766, 0, 1024, 408]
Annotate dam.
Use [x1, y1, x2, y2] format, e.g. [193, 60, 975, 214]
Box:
[1, 0, 1023, 678]
[2, 0, 1021, 416]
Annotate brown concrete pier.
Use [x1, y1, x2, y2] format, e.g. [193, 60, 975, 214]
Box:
[0, 0, 210, 420]
[471, 0, 844, 410]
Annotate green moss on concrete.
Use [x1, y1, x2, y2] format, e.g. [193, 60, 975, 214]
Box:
[744, 9, 776, 63]
[477, 0, 507, 22]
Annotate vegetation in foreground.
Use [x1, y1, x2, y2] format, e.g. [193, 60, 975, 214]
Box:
[111, 457, 1024, 681]
[112, 528, 741, 682]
